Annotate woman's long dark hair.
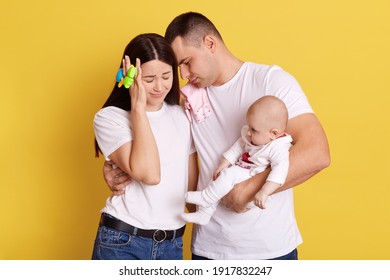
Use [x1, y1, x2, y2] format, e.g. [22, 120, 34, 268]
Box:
[94, 33, 180, 157]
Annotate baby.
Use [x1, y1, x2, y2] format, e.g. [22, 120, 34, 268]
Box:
[182, 96, 292, 225]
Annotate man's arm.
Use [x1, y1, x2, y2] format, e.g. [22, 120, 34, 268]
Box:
[103, 160, 131, 196]
[221, 113, 330, 212]
[186, 152, 199, 213]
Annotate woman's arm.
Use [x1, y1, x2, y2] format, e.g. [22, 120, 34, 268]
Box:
[109, 58, 160, 185]
[221, 113, 330, 212]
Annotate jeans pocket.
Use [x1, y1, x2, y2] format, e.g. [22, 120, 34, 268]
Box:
[173, 236, 183, 249]
[98, 226, 132, 248]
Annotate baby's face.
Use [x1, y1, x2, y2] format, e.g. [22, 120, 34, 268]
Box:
[246, 113, 273, 146]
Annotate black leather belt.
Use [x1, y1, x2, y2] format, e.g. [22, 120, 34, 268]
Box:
[100, 213, 186, 242]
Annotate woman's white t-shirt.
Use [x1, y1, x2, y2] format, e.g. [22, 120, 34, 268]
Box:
[94, 102, 195, 230]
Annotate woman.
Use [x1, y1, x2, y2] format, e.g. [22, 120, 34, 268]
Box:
[92, 33, 198, 260]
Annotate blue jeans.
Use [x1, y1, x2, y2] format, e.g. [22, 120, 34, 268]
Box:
[269, 249, 298, 260]
[192, 249, 298, 260]
[92, 224, 184, 260]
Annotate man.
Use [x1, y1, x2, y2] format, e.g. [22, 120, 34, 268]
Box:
[104, 12, 330, 260]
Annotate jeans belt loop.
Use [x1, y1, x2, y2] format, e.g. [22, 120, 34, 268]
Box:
[172, 229, 177, 240]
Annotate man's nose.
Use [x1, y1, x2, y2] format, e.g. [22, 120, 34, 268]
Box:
[179, 65, 189, 80]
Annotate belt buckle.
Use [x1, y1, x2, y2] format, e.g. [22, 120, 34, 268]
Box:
[153, 229, 167, 242]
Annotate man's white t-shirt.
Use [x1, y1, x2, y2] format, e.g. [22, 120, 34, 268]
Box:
[94, 103, 195, 230]
[190, 62, 313, 259]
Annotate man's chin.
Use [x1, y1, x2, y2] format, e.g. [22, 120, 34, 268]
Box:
[194, 81, 208, 88]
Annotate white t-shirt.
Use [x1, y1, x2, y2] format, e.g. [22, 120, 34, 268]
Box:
[190, 62, 313, 259]
[94, 102, 195, 230]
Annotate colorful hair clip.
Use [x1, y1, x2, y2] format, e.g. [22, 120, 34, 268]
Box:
[115, 66, 137, 88]
[123, 66, 137, 89]
[116, 69, 124, 82]
[116, 68, 124, 88]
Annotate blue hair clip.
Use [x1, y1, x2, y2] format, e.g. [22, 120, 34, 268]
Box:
[116, 69, 124, 82]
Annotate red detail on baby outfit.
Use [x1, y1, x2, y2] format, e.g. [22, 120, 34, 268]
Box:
[241, 152, 253, 164]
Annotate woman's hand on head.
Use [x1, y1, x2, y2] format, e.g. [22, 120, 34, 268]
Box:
[126, 58, 147, 111]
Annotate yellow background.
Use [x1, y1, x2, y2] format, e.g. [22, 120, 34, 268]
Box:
[1, 0, 389, 260]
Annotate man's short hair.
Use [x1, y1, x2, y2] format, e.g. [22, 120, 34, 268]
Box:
[165, 12, 223, 47]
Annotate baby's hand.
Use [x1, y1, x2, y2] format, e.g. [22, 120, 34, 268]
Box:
[212, 169, 222, 180]
[213, 159, 231, 180]
[253, 191, 268, 209]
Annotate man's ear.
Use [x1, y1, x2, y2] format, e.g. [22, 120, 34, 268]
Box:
[203, 35, 216, 53]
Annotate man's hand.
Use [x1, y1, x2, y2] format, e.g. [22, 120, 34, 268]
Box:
[220, 183, 250, 213]
[221, 169, 269, 212]
[103, 160, 132, 195]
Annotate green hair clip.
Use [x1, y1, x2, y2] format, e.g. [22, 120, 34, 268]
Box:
[116, 65, 137, 88]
